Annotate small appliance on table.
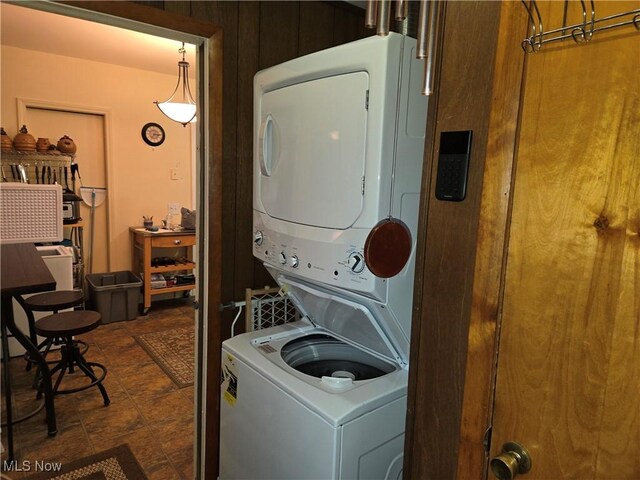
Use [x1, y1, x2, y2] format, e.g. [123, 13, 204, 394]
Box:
[219, 32, 428, 479]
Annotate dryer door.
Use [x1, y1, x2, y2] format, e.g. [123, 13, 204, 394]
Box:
[258, 72, 368, 229]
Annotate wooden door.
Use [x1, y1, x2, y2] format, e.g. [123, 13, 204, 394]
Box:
[25, 107, 109, 273]
[490, 1, 639, 478]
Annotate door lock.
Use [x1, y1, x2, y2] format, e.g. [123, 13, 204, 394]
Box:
[490, 442, 531, 480]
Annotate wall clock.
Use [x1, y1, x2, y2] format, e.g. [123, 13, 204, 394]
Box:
[141, 122, 165, 147]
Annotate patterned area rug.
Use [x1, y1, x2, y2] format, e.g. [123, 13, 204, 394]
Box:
[134, 326, 194, 388]
[24, 444, 147, 480]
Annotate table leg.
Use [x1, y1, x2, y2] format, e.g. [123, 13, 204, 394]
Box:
[143, 236, 152, 313]
[1, 319, 15, 461]
[1, 295, 57, 437]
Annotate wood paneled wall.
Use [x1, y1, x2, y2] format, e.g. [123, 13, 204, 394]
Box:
[136, 1, 369, 337]
[405, 2, 521, 478]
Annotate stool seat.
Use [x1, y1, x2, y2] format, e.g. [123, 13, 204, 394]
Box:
[33, 310, 109, 406]
[18, 290, 87, 378]
[36, 311, 101, 337]
[23, 290, 84, 312]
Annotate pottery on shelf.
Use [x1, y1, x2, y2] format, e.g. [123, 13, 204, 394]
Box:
[57, 135, 77, 154]
[13, 125, 36, 152]
[36, 137, 51, 153]
[0, 128, 12, 153]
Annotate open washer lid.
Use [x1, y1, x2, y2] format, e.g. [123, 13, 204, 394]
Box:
[266, 265, 410, 368]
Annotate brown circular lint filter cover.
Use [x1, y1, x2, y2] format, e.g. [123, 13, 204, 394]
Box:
[364, 218, 412, 278]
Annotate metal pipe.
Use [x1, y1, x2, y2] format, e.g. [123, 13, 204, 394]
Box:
[395, 0, 408, 21]
[377, 0, 391, 36]
[422, 0, 442, 95]
[416, 0, 429, 58]
[365, 0, 378, 28]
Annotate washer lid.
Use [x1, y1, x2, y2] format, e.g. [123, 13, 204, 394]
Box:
[270, 270, 409, 367]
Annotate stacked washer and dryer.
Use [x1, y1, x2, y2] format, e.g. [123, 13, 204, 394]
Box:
[219, 32, 428, 479]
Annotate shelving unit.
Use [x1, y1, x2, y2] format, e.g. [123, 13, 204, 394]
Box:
[2, 151, 85, 290]
[1, 151, 75, 188]
[130, 227, 196, 314]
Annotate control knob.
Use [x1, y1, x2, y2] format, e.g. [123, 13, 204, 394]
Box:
[288, 255, 299, 268]
[348, 252, 365, 274]
[254, 231, 264, 246]
[278, 252, 287, 265]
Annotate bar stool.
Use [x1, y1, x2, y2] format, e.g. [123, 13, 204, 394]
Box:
[35, 310, 110, 406]
[16, 290, 86, 372]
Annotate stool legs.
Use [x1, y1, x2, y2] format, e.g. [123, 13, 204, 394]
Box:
[43, 336, 109, 406]
[76, 356, 110, 407]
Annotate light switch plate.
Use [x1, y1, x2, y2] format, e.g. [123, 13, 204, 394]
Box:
[170, 168, 182, 180]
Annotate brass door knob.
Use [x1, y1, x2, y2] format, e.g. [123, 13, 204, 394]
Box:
[490, 442, 532, 479]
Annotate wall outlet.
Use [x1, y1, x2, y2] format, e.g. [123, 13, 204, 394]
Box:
[168, 203, 181, 215]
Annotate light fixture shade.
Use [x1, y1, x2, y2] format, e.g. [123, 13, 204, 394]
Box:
[155, 101, 197, 125]
[155, 44, 197, 127]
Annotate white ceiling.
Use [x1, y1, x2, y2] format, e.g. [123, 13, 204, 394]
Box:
[0, 2, 196, 76]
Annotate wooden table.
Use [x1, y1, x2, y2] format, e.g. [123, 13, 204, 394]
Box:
[1, 243, 58, 460]
[130, 228, 196, 314]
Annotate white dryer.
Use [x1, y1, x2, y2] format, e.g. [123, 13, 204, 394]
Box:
[220, 32, 427, 480]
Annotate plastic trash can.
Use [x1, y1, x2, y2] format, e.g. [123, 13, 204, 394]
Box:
[86, 271, 142, 323]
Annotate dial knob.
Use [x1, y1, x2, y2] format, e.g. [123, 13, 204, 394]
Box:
[254, 231, 264, 246]
[289, 255, 299, 268]
[278, 252, 287, 265]
[348, 252, 365, 274]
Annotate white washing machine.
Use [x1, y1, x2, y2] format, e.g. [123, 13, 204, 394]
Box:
[220, 32, 427, 479]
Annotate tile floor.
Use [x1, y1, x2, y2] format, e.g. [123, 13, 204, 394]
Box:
[1, 300, 196, 479]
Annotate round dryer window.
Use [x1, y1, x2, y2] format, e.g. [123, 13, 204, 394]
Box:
[281, 334, 395, 381]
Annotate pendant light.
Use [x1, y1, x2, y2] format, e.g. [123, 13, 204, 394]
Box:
[154, 43, 196, 126]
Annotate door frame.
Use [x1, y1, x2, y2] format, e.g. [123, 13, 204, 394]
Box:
[404, 2, 527, 478]
[15, 1, 223, 478]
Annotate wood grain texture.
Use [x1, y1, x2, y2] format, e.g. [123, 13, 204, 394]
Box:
[234, 1, 261, 308]
[298, 1, 335, 56]
[259, 1, 300, 69]
[204, 26, 224, 480]
[492, 1, 640, 477]
[455, 3, 527, 478]
[64, 1, 219, 37]
[332, 5, 362, 46]
[162, 1, 190, 17]
[405, 2, 502, 478]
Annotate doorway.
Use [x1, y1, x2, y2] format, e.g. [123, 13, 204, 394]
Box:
[0, 2, 222, 479]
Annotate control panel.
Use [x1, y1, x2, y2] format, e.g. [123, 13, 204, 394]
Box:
[252, 214, 387, 301]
